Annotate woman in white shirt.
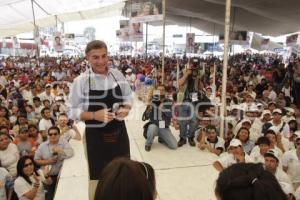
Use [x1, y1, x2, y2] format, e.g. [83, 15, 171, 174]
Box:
[14, 156, 52, 200]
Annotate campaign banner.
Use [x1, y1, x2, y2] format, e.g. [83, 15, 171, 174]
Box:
[286, 34, 299, 47]
[129, 21, 143, 42]
[53, 32, 64, 52]
[123, 0, 163, 23]
[186, 33, 195, 53]
[251, 33, 283, 52]
[219, 31, 248, 45]
[12, 37, 20, 49]
[261, 38, 270, 50]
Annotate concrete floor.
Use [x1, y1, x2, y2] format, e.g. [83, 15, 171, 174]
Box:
[55, 95, 219, 200]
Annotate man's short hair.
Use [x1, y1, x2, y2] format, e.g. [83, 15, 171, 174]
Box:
[85, 40, 107, 55]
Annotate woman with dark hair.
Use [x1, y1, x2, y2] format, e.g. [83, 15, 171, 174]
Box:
[137, 162, 157, 199]
[14, 156, 52, 200]
[215, 163, 287, 200]
[94, 158, 156, 200]
[0, 106, 10, 120]
[236, 127, 254, 155]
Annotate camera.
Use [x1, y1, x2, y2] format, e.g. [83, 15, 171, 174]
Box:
[152, 90, 161, 106]
[191, 58, 201, 77]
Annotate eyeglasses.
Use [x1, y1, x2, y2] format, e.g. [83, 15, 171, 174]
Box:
[296, 142, 300, 146]
[48, 133, 58, 136]
[24, 162, 33, 167]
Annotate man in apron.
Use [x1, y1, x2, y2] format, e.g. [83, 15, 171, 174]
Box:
[69, 40, 132, 199]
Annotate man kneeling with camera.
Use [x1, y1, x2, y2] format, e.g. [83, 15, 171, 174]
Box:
[143, 85, 177, 152]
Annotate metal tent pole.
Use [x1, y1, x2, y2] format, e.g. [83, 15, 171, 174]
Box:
[31, 0, 39, 57]
[220, 0, 232, 139]
[161, 0, 166, 84]
[145, 22, 148, 59]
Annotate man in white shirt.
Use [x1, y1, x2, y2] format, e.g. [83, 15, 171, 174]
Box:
[264, 149, 292, 185]
[213, 139, 253, 171]
[250, 136, 271, 164]
[125, 68, 136, 90]
[282, 134, 300, 190]
[38, 84, 54, 105]
[38, 107, 54, 141]
[198, 125, 224, 156]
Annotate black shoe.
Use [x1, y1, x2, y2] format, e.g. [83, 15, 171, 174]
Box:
[145, 145, 151, 152]
[158, 137, 164, 144]
[177, 138, 187, 147]
[188, 138, 196, 147]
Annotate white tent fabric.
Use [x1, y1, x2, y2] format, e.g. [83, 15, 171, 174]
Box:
[163, 0, 300, 36]
[0, 0, 124, 37]
[0, 0, 299, 37]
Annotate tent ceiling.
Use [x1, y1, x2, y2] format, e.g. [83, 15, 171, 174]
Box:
[164, 0, 300, 36]
[0, 0, 299, 37]
[0, 0, 124, 37]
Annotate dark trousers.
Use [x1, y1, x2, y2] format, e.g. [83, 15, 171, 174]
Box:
[45, 175, 58, 200]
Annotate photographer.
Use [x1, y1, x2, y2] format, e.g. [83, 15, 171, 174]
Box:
[177, 59, 207, 147]
[143, 85, 177, 152]
[57, 113, 81, 142]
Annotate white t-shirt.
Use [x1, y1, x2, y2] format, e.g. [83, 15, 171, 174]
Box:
[60, 128, 77, 142]
[205, 136, 225, 151]
[271, 120, 290, 138]
[250, 149, 265, 164]
[0, 143, 19, 177]
[0, 167, 9, 200]
[38, 119, 53, 132]
[282, 150, 300, 184]
[14, 170, 46, 200]
[252, 146, 283, 161]
[217, 153, 253, 169]
[38, 92, 54, 104]
[275, 168, 292, 185]
[295, 186, 300, 200]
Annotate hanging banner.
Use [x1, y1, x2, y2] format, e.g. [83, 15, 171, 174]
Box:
[123, 0, 163, 23]
[117, 20, 130, 42]
[261, 38, 270, 50]
[129, 21, 143, 42]
[12, 36, 20, 49]
[186, 33, 195, 53]
[251, 33, 283, 52]
[34, 26, 41, 45]
[219, 31, 248, 45]
[53, 32, 64, 52]
[286, 34, 299, 47]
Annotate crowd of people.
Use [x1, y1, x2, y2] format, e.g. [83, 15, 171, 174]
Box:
[0, 46, 300, 199]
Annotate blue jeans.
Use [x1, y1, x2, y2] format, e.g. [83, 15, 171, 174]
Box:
[145, 124, 177, 149]
[177, 103, 198, 139]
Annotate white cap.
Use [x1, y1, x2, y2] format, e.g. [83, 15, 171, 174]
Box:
[55, 96, 64, 101]
[262, 109, 272, 116]
[241, 118, 252, 125]
[45, 83, 52, 88]
[248, 81, 254, 86]
[125, 68, 132, 73]
[264, 149, 280, 162]
[293, 131, 300, 139]
[284, 107, 295, 114]
[230, 104, 240, 111]
[267, 126, 279, 134]
[272, 108, 282, 115]
[287, 116, 296, 123]
[229, 139, 242, 147]
[279, 182, 294, 195]
[246, 105, 258, 112]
